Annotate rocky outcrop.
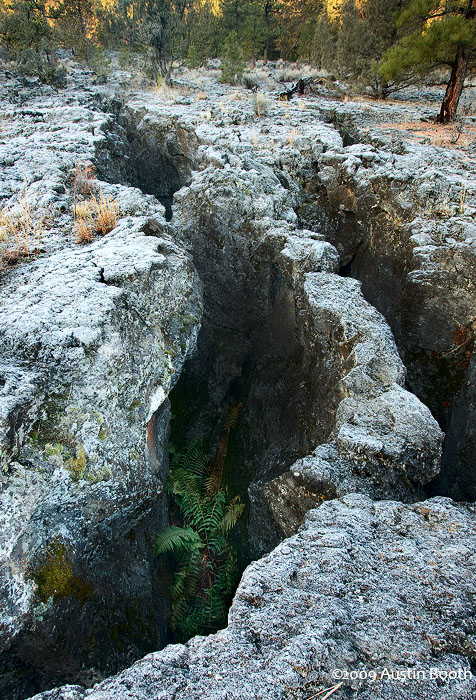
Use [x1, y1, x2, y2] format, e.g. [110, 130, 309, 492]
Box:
[0, 65, 473, 700]
[294, 100, 476, 499]
[30, 494, 476, 700]
[0, 72, 202, 696]
[249, 272, 442, 552]
[146, 96, 442, 556]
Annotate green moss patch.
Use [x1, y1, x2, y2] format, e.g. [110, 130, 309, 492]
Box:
[31, 539, 93, 604]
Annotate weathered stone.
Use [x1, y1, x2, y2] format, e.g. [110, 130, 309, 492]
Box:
[29, 495, 476, 700]
[0, 71, 202, 694]
[1, 62, 474, 700]
[249, 273, 442, 554]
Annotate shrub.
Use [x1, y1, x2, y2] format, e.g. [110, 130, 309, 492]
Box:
[17, 49, 67, 86]
[243, 74, 258, 90]
[0, 0, 67, 86]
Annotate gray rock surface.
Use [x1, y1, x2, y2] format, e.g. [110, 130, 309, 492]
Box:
[0, 70, 202, 692]
[250, 273, 443, 552]
[294, 101, 476, 499]
[0, 62, 474, 700]
[29, 495, 476, 700]
[123, 92, 442, 555]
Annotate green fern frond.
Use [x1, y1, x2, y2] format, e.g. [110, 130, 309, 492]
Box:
[184, 549, 202, 597]
[180, 489, 209, 533]
[168, 467, 202, 497]
[170, 565, 189, 601]
[156, 526, 204, 555]
[173, 438, 208, 476]
[202, 491, 226, 534]
[157, 418, 245, 642]
[208, 533, 228, 556]
[218, 496, 245, 534]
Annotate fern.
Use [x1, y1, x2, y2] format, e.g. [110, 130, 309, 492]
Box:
[156, 414, 245, 642]
[173, 439, 209, 476]
[219, 497, 245, 534]
[205, 403, 243, 495]
[156, 526, 203, 555]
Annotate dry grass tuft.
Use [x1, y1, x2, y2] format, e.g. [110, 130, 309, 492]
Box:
[287, 127, 300, 145]
[0, 194, 43, 269]
[73, 189, 119, 243]
[75, 218, 95, 244]
[197, 91, 208, 100]
[92, 191, 119, 235]
[74, 201, 94, 220]
[253, 91, 269, 117]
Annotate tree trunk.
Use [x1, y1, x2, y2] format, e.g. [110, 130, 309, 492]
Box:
[437, 0, 476, 123]
[437, 47, 470, 123]
[76, 0, 86, 38]
[264, 3, 270, 64]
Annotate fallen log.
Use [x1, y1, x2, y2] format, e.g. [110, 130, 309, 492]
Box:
[278, 76, 326, 100]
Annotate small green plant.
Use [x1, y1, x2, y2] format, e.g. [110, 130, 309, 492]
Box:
[156, 406, 245, 641]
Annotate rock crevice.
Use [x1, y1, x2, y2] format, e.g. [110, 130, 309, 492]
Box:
[0, 68, 473, 700]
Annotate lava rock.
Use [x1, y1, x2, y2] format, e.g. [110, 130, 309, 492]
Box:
[29, 495, 476, 700]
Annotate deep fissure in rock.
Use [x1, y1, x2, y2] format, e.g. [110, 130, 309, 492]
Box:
[95, 104, 195, 221]
[3, 105, 451, 698]
[93, 108, 345, 646]
[296, 163, 474, 501]
[167, 232, 339, 565]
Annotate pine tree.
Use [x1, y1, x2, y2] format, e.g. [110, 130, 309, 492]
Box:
[317, 0, 408, 97]
[219, 29, 245, 83]
[0, 0, 66, 84]
[55, 0, 96, 61]
[104, 0, 189, 82]
[379, 0, 476, 121]
[312, 10, 338, 71]
[336, 0, 364, 77]
[186, 4, 219, 68]
[278, 0, 322, 62]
